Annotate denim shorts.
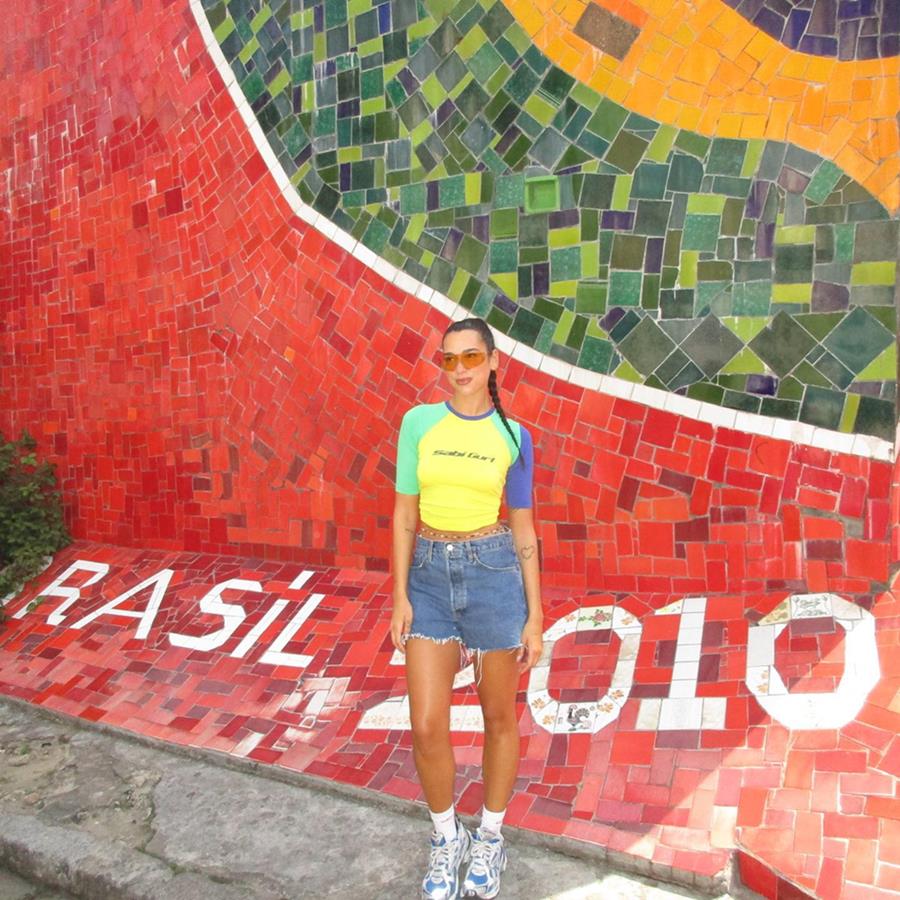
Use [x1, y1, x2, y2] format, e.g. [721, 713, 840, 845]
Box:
[407, 529, 527, 652]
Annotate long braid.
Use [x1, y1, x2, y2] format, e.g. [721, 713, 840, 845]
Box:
[488, 370, 524, 468]
[445, 317, 524, 467]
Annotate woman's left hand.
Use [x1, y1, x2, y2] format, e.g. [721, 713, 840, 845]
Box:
[517, 621, 543, 673]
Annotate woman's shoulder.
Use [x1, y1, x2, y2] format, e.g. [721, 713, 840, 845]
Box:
[400, 402, 448, 429]
[403, 401, 446, 417]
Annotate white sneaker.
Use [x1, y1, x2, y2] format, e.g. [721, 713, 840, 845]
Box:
[462, 828, 507, 899]
[422, 820, 471, 900]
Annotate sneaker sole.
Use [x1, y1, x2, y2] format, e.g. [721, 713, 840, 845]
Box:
[462, 852, 507, 899]
[422, 831, 472, 900]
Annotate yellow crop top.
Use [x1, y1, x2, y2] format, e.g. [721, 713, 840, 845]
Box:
[395, 401, 534, 531]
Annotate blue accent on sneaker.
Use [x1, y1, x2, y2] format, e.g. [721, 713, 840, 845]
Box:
[462, 828, 507, 899]
[422, 820, 471, 900]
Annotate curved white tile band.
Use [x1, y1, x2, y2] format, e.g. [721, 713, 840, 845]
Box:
[188, 0, 894, 463]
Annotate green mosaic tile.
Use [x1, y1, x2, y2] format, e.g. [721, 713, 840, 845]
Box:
[800, 385, 844, 430]
[816, 351, 855, 390]
[823, 307, 894, 374]
[575, 281, 607, 314]
[792, 360, 832, 388]
[618, 317, 676, 375]
[655, 347, 689, 383]
[610, 271, 642, 306]
[509, 307, 544, 343]
[611, 235, 645, 269]
[490, 240, 517, 273]
[632, 163, 668, 199]
[524, 176, 559, 214]
[578, 336, 615, 373]
[749, 312, 817, 377]
[681, 315, 744, 377]
[208, 0, 898, 440]
[682, 215, 720, 252]
[605, 131, 649, 173]
[706, 138, 746, 176]
[551, 246, 581, 281]
[660, 288, 694, 319]
[854, 396, 894, 441]
[686, 379, 724, 403]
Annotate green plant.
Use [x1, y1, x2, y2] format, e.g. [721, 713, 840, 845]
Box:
[0, 431, 71, 620]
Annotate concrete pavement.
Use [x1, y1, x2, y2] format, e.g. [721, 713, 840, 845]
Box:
[0, 696, 741, 899]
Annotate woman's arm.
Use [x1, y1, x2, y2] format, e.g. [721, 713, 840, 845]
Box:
[508, 506, 542, 672]
[390, 492, 420, 652]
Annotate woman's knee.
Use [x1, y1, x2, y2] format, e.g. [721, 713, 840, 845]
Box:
[411, 713, 451, 751]
[480, 705, 518, 737]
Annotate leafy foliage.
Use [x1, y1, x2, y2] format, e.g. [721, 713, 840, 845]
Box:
[0, 431, 70, 618]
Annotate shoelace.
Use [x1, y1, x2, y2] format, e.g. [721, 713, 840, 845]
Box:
[427, 836, 458, 884]
[466, 835, 499, 878]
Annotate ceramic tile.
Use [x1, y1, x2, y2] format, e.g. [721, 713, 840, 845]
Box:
[196, 0, 897, 441]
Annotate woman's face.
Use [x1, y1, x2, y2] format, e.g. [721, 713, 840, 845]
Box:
[441, 329, 498, 398]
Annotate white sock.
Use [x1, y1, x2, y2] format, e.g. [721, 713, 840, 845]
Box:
[480, 806, 505, 836]
[430, 804, 458, 841]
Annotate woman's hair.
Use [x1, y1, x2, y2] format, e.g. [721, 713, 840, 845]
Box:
[443, 317, 523, 466]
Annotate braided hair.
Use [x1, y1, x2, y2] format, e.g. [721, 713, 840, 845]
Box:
[443, 317, 523, 467]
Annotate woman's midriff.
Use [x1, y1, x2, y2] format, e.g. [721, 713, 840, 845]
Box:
[417, 521, 508, 542]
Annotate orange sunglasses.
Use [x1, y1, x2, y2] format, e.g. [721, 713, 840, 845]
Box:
[439, 350, 487, 371]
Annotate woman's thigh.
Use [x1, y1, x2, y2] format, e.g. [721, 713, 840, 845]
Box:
[474, 647, 520, 724]
[405, 638, 463, 732]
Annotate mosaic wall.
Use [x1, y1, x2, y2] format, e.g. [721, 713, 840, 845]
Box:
[202, 0, 898, 441]
[2, 0, 899, 897]
[505, 0, 900, 209]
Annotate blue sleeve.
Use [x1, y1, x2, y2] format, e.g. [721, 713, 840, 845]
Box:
[395, 407, 420, 494]
[504, 426, 533, 508]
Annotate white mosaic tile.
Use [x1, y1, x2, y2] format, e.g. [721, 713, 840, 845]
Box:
[658, 697, 703, 731]
[635, 698, 662, 730]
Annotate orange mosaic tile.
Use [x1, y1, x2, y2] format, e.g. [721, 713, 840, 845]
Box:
[501, 0, 900, 212]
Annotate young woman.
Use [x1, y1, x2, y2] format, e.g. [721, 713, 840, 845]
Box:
[391, 317, 543, 899]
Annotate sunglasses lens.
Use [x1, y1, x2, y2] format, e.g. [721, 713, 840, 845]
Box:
[440, 351, 486, 370]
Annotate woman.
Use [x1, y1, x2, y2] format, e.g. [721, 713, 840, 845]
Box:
[391, 317, 543, 899]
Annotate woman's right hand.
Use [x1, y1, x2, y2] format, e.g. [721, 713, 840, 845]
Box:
[390, 597, 413, 653]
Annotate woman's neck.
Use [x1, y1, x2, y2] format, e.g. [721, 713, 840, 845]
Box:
[449, 391, 492, 417]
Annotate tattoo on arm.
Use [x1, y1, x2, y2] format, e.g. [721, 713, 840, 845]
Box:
[403, 526, 416, 535]
[518, 544, 536, 560]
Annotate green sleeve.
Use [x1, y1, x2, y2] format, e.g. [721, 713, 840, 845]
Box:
[395, 407, 422, 494]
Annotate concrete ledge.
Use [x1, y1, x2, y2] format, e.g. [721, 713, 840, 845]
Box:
[0, 694, 734, 898]
[0, 813, 284, 900]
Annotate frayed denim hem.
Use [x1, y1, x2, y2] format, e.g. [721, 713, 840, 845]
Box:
[470, 645, 521, 686]
[405, 633, 464, 645]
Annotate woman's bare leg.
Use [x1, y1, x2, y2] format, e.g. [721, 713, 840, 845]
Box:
[475, 649, 521, 812]
[406, 638, 461, 812]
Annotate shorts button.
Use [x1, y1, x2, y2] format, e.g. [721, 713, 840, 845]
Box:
[446, 544, 453, 551]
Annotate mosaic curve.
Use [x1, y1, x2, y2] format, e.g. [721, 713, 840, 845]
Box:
[502, 0, 900, 211]
[202, 0, 897, 443]
[720, 0, 900, 59]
